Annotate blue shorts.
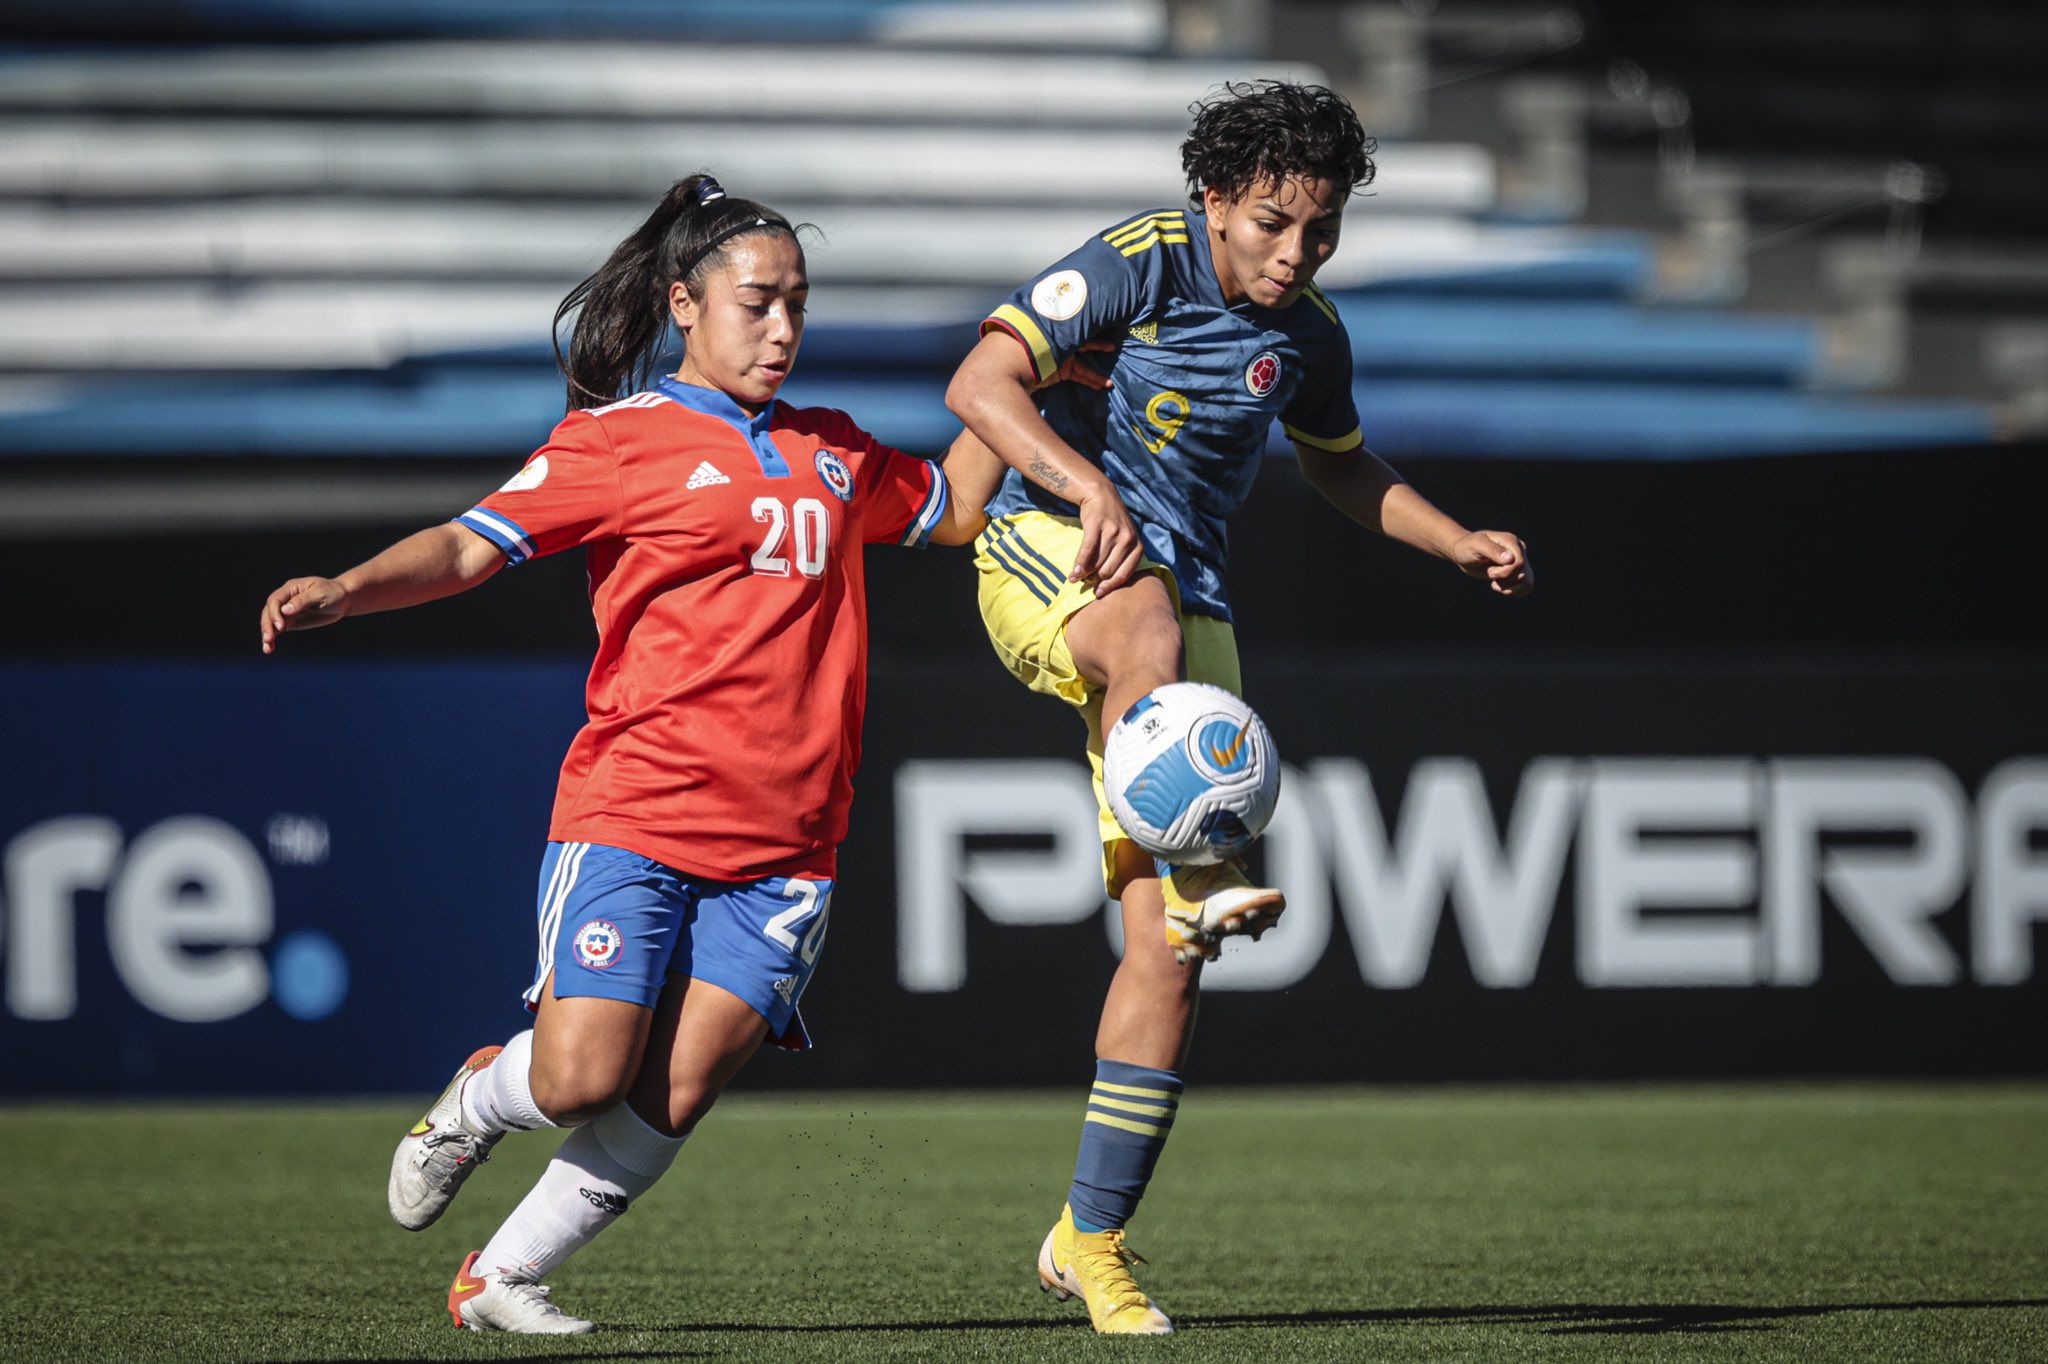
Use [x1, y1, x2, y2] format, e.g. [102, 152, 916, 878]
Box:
[521, 841, 831, 1051]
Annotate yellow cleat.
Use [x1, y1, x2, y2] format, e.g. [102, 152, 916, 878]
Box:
[1160, 859, 1285, 965]
[1037, 1203, 1174, 1335]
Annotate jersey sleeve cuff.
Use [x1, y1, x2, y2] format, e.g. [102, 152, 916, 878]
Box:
[454, 507, 536, 564]
[1284, 423, 1365, 454]
[983, 306, 1057, 384]
[897, 462, 950, 548]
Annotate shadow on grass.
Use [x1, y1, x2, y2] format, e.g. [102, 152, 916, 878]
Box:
[599, 1296, 2048, 1338]
[275, 1299, 2048, 1359]
[280, 1356, 709, 1363]
[1192, 1298, 2048, 1336]
[291, 1355, 709, 1363]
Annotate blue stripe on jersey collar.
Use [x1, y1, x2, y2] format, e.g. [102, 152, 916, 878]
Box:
[656, 376, 791, 477]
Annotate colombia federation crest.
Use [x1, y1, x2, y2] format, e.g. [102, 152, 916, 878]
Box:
[1245, 351, 1281, 397]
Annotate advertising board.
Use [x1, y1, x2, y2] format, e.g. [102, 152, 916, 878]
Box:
[2, 657, 2040, 1093]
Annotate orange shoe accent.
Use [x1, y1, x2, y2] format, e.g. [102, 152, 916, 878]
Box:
[408, 1046, 501, 1140]
[449, 1045, 503, 1127]
[446, 1250, 487, 1328]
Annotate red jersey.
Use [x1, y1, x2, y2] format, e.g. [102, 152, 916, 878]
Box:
[457, 377, 947, 881]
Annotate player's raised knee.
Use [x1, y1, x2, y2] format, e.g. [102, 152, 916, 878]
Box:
[528, 1054, 635, 1127]
[1069, 573, 1182, 688]
[660, 1082, 721, 1138]
[531, 1074, 632, 1128]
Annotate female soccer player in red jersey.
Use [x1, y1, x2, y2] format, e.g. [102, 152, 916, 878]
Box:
[258, 175, 987, 1335]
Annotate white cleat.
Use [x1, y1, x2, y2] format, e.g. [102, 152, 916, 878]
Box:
[388, 1045, 503, 1231]
[447, 1251, 595, 1335]
[1161, 859, 1286, 966]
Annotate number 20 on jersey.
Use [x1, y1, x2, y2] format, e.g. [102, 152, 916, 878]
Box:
[750, 496, 829, 578]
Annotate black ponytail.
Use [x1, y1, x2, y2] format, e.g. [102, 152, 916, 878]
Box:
[552, 173, 802, 411]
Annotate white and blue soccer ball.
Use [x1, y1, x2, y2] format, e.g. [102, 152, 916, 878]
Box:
[1102, 682, 1280, 865]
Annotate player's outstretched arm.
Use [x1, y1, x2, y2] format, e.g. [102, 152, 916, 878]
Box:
[1295, 442, 1533, 597]
[258, 522, 507, 654]
[945, 334, 1144, 592]
[925, 429, 1002, 546]
[926, 341, 1116, 547]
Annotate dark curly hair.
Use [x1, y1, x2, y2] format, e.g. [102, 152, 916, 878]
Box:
[1180, 80, 1376, 206]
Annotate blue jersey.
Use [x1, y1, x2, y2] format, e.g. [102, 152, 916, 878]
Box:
[981, 204, 1363, 622]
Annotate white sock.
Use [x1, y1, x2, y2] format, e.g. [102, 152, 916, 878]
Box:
[475, 1102, 687, 1281]
[461, 1029, 556, 1136]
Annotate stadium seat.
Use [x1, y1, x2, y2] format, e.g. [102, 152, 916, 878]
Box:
[0, 10, 2000, 466]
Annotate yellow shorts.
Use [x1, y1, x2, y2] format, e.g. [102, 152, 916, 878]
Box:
[973, 510, 1243, 892]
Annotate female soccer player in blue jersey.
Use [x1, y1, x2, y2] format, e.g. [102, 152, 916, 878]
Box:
[259, 176, 989, 1335]
[943, 81, 1535, 1333]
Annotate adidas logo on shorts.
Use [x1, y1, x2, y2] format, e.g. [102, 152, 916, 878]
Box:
[686, 461, 730, 489]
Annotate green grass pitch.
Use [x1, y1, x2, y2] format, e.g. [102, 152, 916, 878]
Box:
[3, 1084, 2043, 1362]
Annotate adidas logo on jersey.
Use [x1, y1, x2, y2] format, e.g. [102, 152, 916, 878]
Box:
[1129, 322, 1159, 345]
[686, 461, 730, 489]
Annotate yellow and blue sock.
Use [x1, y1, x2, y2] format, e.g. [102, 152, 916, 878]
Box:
[1067, 1059, 1182, 1233]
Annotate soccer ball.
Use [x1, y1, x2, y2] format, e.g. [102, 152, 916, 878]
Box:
[1102, 682, 1280, 865]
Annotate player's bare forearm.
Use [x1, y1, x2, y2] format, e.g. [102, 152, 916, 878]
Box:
[1296, 442, 1533, 595]
[1377, 483, 1473, 560]
[928, 431, 997, 546]
[940, 428, 1005, 517]
[946, 332, 1146, 588]
[336, 523, 506, 614]
[1297, 444, 1462, 555]
[259, 523, 503, 653]
[945, 335, 1110, 506]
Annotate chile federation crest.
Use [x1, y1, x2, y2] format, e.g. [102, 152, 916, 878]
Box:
[573, 919, 624, 970]
[815, 450, 854, 502]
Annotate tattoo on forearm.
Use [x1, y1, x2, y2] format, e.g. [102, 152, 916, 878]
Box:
[1026, 454, 1070, 497]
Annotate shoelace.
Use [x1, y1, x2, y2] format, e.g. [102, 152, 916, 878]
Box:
[1075, 1231, 1154, 1317]
[493, 1278, 565, 1317]
[419, 1129, 490, 1177]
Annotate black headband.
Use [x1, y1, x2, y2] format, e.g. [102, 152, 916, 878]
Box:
[678, 216, 789, 280]
[676, 179, 792, 279]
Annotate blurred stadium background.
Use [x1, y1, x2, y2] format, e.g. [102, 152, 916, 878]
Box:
[1, 1, 2044, 1358]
